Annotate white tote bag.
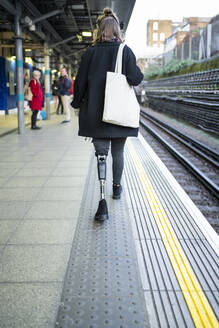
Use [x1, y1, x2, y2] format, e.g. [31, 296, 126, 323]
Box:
[102, 43, 140, 128]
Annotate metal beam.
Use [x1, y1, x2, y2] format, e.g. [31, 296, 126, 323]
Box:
[20, 0, 73, 56]
[50, 35, 77, 48]
[0, 44, 44, 48]
[44, 41, 51, 120]
[20, 0, 62, 41]
[68, 42, 91, 46]
[85, 0, 93, 31]
[69, 47, 87, 55]
[0, 0, 17, 15]
[0, 23, 13, 30]
[28, 9, 64, 25]
[15, 0, 25, 135]
[64, 5, 79, 31]
[65, 52, 75, 57]
[71, 16, 97, 20]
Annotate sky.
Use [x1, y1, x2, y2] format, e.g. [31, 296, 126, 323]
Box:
[125, 0, 219, 58]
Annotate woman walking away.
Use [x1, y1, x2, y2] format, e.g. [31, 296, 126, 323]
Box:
[72, 7, 143, 221]
[29, 70, 43, 130]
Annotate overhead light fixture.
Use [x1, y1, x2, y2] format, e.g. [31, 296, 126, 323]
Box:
[82, 31, 92, 37]
[24, 16, 32, 26]
[71, 4, 84, 10]
[29, 24, 36, 31]
[77, 34, 83, 42]
[25, 49, 31, 52]
[25, 57, 33, 65]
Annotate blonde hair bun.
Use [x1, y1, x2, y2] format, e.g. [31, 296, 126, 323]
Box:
[103, 8, 113, 16]
[94, 7, 121, 44]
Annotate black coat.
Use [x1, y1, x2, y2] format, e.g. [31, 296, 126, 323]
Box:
[72, 41, 144, 138]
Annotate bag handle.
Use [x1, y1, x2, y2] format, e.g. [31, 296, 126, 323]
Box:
[115, 43, 125, 74]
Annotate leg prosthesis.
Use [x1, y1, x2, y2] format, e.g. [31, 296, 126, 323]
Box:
[97, 155, 107, 200]
[94, 151, 109, 221]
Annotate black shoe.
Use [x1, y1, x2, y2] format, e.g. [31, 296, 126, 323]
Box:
[31, 126, 41, 130]
[113, 184, 122, 199]
[95, 199, 109, 221]
[61, 120, 70, 123]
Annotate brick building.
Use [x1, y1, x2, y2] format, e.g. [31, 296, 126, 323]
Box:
[164, 17, 211, 53]
[147, 20, 172, 48]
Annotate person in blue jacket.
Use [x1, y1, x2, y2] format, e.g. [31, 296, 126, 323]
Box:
[72, 7, 143, 221]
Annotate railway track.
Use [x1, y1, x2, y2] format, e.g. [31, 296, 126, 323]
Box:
[139, 111, 219, 233]
[142, 69, 219, 134]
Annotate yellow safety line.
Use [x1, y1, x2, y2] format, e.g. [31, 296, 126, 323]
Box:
[127, 140, 219, 328]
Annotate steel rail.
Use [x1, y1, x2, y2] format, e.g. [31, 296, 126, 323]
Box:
[140, 119, 219, 200]
[141, 111, 219, 167]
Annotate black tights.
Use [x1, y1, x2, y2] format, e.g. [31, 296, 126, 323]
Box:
[92, 138, 127, 184]
[31, 110, 38, 128]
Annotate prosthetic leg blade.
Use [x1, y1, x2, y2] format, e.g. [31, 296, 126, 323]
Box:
[95, 155, 109, 221]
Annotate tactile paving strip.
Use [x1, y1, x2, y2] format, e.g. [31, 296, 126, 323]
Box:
[124, 137, 219, 327]
[55, 155, 149, 328]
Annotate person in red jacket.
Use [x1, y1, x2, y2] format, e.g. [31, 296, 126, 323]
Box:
[29, 70, 43, 130]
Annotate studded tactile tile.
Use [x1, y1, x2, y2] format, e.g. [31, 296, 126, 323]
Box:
[55, 155, 149, 328]
[71, 229, 134, 258]
[64, 257, 140, 298]
[56, 296, 146, 328]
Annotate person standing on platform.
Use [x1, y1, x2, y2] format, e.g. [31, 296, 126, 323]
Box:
[52, 77, 62, 114]
[59, 67, 71, 123]
[29, 70, 43, 130]
[72, 7, 143, 221]
[56, 76, 64, 115]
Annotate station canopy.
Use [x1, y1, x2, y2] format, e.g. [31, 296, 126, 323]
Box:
[0, 0, 136, 67]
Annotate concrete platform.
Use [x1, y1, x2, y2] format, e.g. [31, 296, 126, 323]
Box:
[0, 101, 56, 137]
[0, 112, 218, 328]
[0, 114, 92, 328]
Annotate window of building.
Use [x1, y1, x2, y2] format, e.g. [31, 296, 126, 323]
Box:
[160, 32, 165, 41]
[153, 21, 158, 30]
[153, 33, 158, 41]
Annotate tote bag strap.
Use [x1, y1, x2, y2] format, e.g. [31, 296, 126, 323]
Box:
[115, 43, 125, 74]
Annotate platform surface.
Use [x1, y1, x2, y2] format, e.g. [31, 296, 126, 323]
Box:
[0, 114, 218, 328]
[55, 151, 150, 328]
[0, 115, 92, 327]
[124, 136, 219, 328]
